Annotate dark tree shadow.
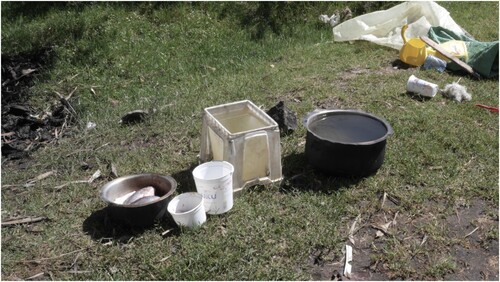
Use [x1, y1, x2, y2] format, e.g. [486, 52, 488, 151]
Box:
[2, 2, 88, 22]
[2, 47, 56, 105]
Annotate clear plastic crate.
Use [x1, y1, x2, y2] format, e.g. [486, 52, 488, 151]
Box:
[199, 100, 283, 192]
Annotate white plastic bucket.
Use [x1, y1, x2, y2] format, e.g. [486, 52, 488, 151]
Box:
[406, 75, 439, 98]
[192, 161, 234, 214]
[167, 192, 206, 228]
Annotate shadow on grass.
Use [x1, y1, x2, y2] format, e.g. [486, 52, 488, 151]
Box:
[391, 59, 414, 70]
[81, 164, 204, 242]
[404, 91, 435, 102]
[82, 207, 181, 242]
[278, 152, 369, 194]
[171, 163, 198, 194]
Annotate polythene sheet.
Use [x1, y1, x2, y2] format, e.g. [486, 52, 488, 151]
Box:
[428, 26, 499, 78]
[332, 1, 467, 50]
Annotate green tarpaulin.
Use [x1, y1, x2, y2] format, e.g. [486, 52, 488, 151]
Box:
[428, 26, 498, 79]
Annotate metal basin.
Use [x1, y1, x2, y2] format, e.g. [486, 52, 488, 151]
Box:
[100, 174, 177, 227]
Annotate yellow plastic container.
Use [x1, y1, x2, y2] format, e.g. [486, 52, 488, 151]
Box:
[399, 24, 468, 67]
[399, 24, 437, 66]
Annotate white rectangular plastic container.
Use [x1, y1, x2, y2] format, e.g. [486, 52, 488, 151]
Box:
[199, 100, 282, 192]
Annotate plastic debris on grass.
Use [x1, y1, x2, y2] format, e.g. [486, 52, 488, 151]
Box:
[441, 80, 472, 102]
[422, 55, 447, 72]
[120, 109, 148, 125]
[343, 244, 353, 278]
[267, 101, 298, 136]
[406, 75, 439, 98]
[319, 7, 352, 27]
[331, 1, 467, 50]
[330, 2, 498, 78]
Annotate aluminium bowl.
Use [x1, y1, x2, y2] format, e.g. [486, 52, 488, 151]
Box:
[100, 174, 177, 227]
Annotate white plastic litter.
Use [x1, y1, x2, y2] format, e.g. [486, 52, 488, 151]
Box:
[319, 13, 340, 27]
[406, 75, 439, 98]
[332, 1, 467, 50]
[86, 121, 97, 130]
[319, 8, 352, 27]
[442, 81, 472, 102]
[344, 245, 353, 278]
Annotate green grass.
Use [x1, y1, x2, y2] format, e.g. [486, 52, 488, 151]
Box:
[1, 1, 498, 280]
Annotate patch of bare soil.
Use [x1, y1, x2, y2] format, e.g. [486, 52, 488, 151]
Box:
[1, 48, 76, 169]
[443, 199, 499, 281]
[306, 197, 498, 280]
[337, 61, 410, 80]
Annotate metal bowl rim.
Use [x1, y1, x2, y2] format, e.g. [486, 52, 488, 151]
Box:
[100, 173, 177, 208]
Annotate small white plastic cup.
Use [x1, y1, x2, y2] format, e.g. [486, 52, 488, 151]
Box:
[192, 161, 234, 215]
[406, 75, 439, 98]
[167, 192, 206, 228]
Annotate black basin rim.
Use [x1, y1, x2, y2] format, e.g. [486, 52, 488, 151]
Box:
[306, 110, 393, 145]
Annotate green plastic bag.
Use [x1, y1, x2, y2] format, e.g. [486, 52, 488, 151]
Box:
[428, 26, 498, 78]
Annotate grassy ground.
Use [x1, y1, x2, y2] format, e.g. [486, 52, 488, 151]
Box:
[1, 2, 498, 280]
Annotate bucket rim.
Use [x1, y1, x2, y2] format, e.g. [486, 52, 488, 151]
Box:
[192, 161, 234, 181]
[167, 192, 204, 215]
